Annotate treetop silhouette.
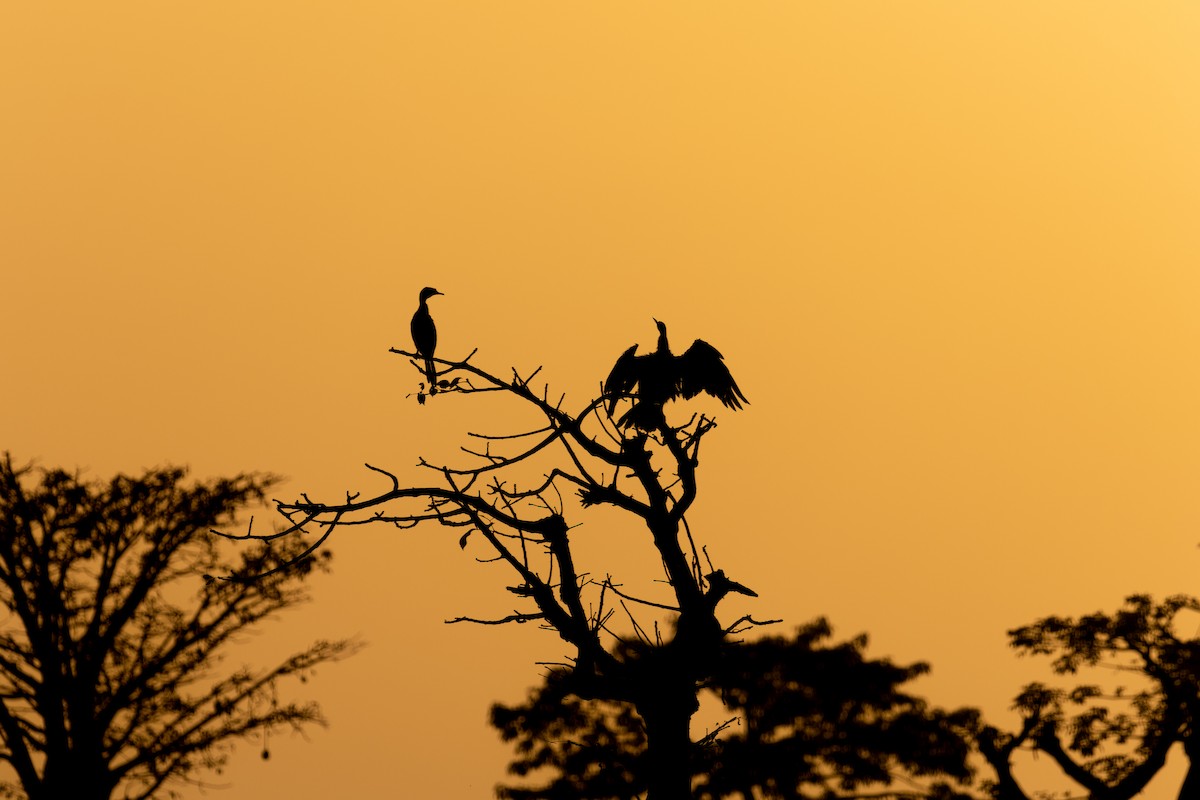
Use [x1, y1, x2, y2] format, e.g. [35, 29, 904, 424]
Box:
[220, 313, 769, 798]
[0, 455, 357, 800]
[978, 594, 1200, 800]
[492, 618, 977, 800]
[218, 312, 975, 798]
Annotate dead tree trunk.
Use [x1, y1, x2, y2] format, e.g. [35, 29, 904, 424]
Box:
[639, 690, 699, 800]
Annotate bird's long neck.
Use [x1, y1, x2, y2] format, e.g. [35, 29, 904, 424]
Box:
[656, 329, 669, 354]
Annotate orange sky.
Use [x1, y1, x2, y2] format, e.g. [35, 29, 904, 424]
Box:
[3, 3, 1200, 798]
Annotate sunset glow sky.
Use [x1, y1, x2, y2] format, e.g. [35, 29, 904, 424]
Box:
[4, 3, 1200, 798]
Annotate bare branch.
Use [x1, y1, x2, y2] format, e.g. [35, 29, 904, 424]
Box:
[724, 615, 784, 634]
[446, 612, 546, 626]
[602, 579, 681, 613]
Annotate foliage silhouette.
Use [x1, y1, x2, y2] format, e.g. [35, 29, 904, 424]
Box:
[492, 618, 977, 800]
[0, 455, 357, 800]
[219, 317, 975, 799]
[977, 594, 1200, 800]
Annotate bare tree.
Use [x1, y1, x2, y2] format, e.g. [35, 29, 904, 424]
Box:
[220, 336, 970, 799]
[0, 455, 357, 800]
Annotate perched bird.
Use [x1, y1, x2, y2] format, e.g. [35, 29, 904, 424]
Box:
[705, 569, 758, 600]
[410, 287, 443, 390]
[604, 319, 748, 429]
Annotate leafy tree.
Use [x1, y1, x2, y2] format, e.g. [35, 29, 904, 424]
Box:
[0, 454, 357, 800]
[977, 594, 1200, 800]
[222, 331, 976, 799]
[492, 618, 977, 800]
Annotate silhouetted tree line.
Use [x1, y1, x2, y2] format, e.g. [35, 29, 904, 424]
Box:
[497, 594, 1200, 800]
[215, 295, 1200, 798]
[20, 291, 1188, 799]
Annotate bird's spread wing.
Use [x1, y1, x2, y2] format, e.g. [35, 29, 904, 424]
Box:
[677, 339, 748, 409]
[604, 345, 641, 414]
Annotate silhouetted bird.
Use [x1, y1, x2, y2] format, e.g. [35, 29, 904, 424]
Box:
[705, 569, 758, 600]
[411, 287, 443, 389]
[604, 320, 748, 430]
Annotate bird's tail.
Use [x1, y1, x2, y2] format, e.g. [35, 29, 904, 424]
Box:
[424, 357, 438, 392]
[619, 401, 666, 432]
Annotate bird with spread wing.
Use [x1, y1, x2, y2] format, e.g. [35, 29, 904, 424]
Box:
[604, 320, 748, 430]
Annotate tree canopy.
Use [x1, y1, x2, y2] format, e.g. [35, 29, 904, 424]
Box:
[0, 454, 357, 800]
[492, 618, 976, 800]
[978, 594, 1200, 800]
